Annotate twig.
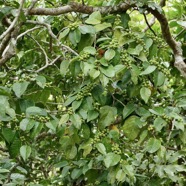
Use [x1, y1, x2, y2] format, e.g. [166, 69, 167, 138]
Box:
[17, 26, 42, 40]
[0, 33, 11, 56]
[143, 0, 166, 32]
[26, 20, 79, 56]
[111, 94, 125, 107]
[143, 13, 157, 36]
[28, 35, 49, 68]
[0, 0, 25, 40]
[36, 55, 62, 72]
[167, 121, 174, 142]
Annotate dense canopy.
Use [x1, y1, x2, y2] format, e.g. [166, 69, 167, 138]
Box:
[0, 0, 186, 185]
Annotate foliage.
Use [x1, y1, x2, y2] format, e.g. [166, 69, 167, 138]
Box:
[0, 0, 186, 185]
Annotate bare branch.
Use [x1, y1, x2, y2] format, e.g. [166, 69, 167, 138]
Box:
[28, 1, 133, 15]
[0, 33, 11, 56]
[0, 38, 16, 66]
[0, 0, 25, 40]
[36, 55, 62, 72]
[26, 20, 79, 56]
[28, 35, 49, 67]
[26, 20, 56, 38]
[143, 13, 156, 36]
[17, 26, 42, 40]
[143, 0, 166, 32]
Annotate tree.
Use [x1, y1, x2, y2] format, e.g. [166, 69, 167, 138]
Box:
[0, 0, 186, 185]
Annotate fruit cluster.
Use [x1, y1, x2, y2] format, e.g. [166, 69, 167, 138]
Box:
[30, 115, 50, 123]
[93, 128, 109, 144]
[67, 107, 73, 115]
[111, 143, 122, 155]
[150, 58, 171, 78]
[121, 51, 132, 69]
[114, 14, 122, 26]
[93, 102, 100, 111]
[0, 121, 4, 129]
[78, 52, 90, 61]
[76, 83, 94, 101]
[68, 22, 79, 31]
[109, 38, 119, 49]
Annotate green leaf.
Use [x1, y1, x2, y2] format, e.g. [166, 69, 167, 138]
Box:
[95, 143, 106, 155]
[145, 138, 161, 153]
[0, 169, 10, 173]
[130, 64, 140, 84]
[154, 71, 165, 86]
[98, 106, 117, 129]
[71, 168, 82, 179]
[20, 145, 31, 161]
[122, 116, 141, 140]
[100, 65, 115, 77]
[46, 120, 57, 132]
[140, 87, 151, 103]
[9, 137, 22, 158]
[72, 99, 82, 111]
[85, 11, 101, 25]
[36, 75, 46, 88]
[83, 46, 96, 55]
[154, 117, 166, 132]
[89, 68, 100, 79]
[2, 128, 15, 144]
[104, 152, 121, 168]
[26, 106, 47, 116]
[70, 114, 82, 129]
[104, 49, 116, 61]
[66, 145, 77, 159]
[109, 130, 119, 140]
[95, 23, 111, 32]
[116, 169, 126, 182]
[69, 29, 81, 45]
[145, 38, 153, 49]
[79, 25, 96, 34]
[59, 28, 70, 40]
[59, 114, 69, 125]
[177, 21, 186, 28]
[140, 65, 157, 75]
[87, 110, 99, 122]
[60, 60, 69, 77]
[12, 81, 29, 98]
[20, 118, 35, 131]
[64, 95, 77, 106]
[123, 103, 135, 119]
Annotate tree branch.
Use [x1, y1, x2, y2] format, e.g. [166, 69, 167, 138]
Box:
[26, 20, 79, 56]
[143, 0, 166, 32]
[0, 0, 25, 40]
[148, 8, 186, 77]
[36, 55, 62, 72]
[28, 35, 49, 67]
[28, 1, 133, 15]
[17, 26, 42, 40]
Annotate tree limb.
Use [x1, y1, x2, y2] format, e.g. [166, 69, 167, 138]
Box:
[36, 55, 62, 72]
[148, 8, 186, 77]
[0, 0, 25, 40]
[28, 1, 133, 15]
[143, 0, 166, 32]
[26, 20, 79, 56]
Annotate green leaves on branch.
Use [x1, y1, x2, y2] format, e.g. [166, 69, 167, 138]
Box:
[98, 106, 117, 129]
[13, 81, 29, 98]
